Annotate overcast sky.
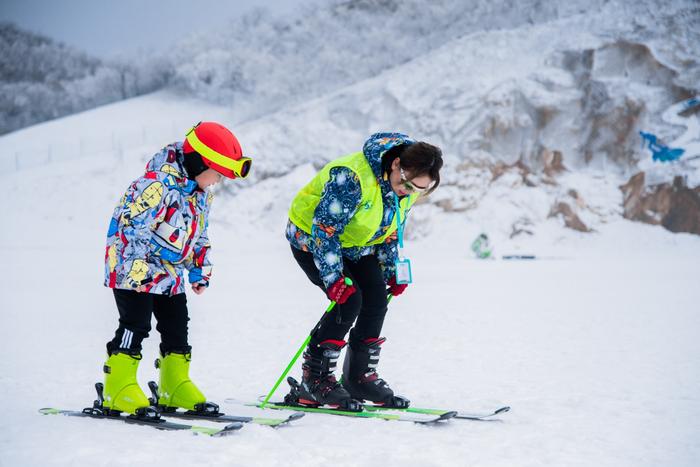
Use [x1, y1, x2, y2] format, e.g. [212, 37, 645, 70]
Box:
[0, 0, 311, 58]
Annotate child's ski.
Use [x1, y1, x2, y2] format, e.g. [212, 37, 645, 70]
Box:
[39, 407, 242, 437]
[153, 408, 304, 427]
[147, 381, 304, 427]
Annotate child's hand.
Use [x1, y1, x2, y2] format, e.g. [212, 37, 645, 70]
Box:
[192, 283, 208, 295]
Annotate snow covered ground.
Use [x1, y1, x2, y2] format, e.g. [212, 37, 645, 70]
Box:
[1, 1, 698, 459]
[1, 106, 699, 466]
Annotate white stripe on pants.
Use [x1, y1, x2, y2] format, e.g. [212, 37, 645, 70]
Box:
[120, 329, 133, 349]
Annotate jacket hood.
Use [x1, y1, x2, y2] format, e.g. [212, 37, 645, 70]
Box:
[362, 132, 415, 187]
[144, 142, 198, 194]
[144, 142, 185, 176]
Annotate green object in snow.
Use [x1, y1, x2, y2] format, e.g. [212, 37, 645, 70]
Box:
[470, 233, 492, 259]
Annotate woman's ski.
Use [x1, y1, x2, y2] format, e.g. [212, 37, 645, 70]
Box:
[224, 398, 456, 425]
[363, 404, 511, 421]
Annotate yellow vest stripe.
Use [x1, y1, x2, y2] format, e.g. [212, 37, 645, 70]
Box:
[289, 152, 417, 248]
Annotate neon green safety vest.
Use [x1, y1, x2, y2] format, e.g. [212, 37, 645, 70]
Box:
[289, 152, 418, 248]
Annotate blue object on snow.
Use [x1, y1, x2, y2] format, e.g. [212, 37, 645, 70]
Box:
[639, 131, 685, 162]
[680, 97, 699, 112]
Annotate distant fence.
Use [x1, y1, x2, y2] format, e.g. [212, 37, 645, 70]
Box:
[1, 121, 186, 172]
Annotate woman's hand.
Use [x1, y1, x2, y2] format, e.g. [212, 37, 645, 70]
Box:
[326, 276, 356, 304]
[387, 277, 408, 297]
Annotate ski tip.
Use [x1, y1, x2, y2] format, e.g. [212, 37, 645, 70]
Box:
[207, 422, 244, 437]
[38, 408, 60, 415]
[415, 410, 457, 424]
[454, 406, 511, 421]
[224, 422, 245, 431]
[255, 411, 306, 427]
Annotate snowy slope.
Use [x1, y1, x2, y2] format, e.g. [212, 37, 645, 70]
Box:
[179, 0, 699, 174]
[0, 90, 238, 171]
[224, 1, 698, 236]
[3, 0, 697, 237]
[1, 2, 700, 465]
[1, 92, 700, 467]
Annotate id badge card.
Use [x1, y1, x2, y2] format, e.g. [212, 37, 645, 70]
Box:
[395, 258, 413, 284]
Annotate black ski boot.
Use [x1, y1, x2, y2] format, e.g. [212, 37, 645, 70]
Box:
[341, 336, 410, 408]
[285, 339, 362, 411]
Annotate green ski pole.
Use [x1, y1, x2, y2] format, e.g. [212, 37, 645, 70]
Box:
[260, 277, 354, 409]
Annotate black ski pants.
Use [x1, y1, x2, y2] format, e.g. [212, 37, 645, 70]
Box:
[291, 246, 389, 346]
[107, 289, 191, 356]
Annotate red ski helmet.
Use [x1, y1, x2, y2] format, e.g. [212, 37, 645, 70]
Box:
[183, 121, 251, 179]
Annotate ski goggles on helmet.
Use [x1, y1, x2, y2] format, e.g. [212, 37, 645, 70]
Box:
[185, 125, 252, 179]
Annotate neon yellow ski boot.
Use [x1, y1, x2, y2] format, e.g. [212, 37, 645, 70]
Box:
[102, 352, 151, 414]
[154, 352, 208, 411]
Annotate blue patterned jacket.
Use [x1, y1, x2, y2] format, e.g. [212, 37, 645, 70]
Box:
[286, 132, 414, 288]
[104, 143, 213, 296]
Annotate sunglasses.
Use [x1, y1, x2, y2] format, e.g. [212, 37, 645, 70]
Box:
[399, 167, 430, 193]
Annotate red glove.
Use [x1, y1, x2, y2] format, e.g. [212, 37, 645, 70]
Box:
[387, 277, 408, 297]
[326, 277, 356, 304]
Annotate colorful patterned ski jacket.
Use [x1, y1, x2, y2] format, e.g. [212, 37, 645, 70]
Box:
[104, 143, 213, 296]
[286, 132, 414, 288]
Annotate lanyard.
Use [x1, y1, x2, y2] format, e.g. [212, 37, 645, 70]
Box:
[394, 193, 405, 249]
[392, 193, 413, 285]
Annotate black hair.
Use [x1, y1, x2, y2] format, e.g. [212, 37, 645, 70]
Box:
[381, 141, 443, 194]
[182, 151, 208, 179]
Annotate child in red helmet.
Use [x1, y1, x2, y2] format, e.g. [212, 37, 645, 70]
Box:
[99, 122, 251, 418]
